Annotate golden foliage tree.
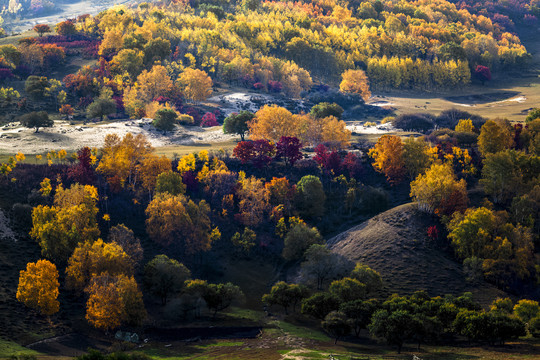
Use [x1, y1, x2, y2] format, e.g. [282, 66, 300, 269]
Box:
[339, 69, 371, 101]
[85, 273, 146, 330]
[145, 193, 220, 253]
[66, 239, 133, 291]
[177, 68, 212, 102]
[410, 163, 468, 217]
[248, 105, 297, 142]
[30, 184, 100, 263]
[368, 135, 406, 185]
[137, 154, 172, 197]
[16, 260, 60, 316]
[96, 133, 153, 191]
[478, 119, 513, 157]
[236, 175, 270, 227]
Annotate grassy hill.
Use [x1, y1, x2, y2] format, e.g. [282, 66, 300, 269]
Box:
[328, 203, 507, 305]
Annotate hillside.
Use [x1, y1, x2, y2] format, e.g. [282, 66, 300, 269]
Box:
[328, 203, 507, 305]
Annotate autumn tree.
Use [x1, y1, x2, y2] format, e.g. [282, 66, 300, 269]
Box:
[248, 105, 297, 142]
[223, 111, 254, 141]
[350, 263, 383, 295]
[276, 136, 303, 166]
[108, 224, 143, 267]
[145, 193, 220, 253]
[478, 119, 513, 157]
[231, 227, 257, 253]
[410, 163, 468, 217]
[137, 153, 172, 197]
[33, 24, 51, 37]
[329, 277, 367, 303]
[19, 111, 53, 133]
[236, 175, 269, 227]
[96, 133, 153, 191]
[137, 65, 174, 103]
[85, 273, 146, 330]
[16, 260, 59, 316]
[177, 68, 212, 102]
[339, 69, 371, 101]
[65, 239, 133, 291]
[480, 150, 528, 204]
[55, 20, 77, 36]
[144, 254, 191, 304]
[474, 65, 491, 85]
[368, 135, 406, 185]
[266, 177, 295, 215]
[402, 136, 436, 179]
[31, 184, 100, 263]
[323, 311, 352, 344]
[185, 280, 244, 317]
[68, 147, 95, 184]
[110, 49, 144, 78]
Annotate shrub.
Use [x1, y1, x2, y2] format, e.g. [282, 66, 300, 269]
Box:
[392, 113, 434, 132]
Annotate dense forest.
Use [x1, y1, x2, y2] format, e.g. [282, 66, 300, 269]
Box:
[0, 0, 540, 358]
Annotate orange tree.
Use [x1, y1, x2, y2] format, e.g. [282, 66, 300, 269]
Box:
[16, 260, 60, 316]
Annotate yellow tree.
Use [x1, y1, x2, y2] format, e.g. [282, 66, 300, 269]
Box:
[236, 175, 270, 227]
[478, 119, 513, 157]
[402, 136, 437, 179]
[96, 133, 153, 191]
[136, 65, 174, 103]
[30, 184, 100, 263]
[66, 239, 133, 291]
[339, 69, 371, 101]
[85, 274, 123, 330]
[410, 163, 468, 217]
[248, 105, 298, 142]
[368, 135, 406, 185]
[16, 260, 60, 316]
[137, 154, 172, 197]
[145, 193, 220, 253]
[177, 68, 212, 102]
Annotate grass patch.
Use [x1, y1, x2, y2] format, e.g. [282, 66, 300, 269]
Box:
[274, 320, 331, 342]
[0, 338, 40, 358]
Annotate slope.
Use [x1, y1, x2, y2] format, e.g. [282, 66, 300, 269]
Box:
[328, 203, 506, 305]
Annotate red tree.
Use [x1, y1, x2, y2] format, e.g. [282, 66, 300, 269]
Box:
[474, 65, 491, 85]
[276, 136, 303, 166]
[68, 147, 95, 184]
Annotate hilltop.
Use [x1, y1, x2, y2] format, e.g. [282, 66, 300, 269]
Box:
[328, 203, 507, 305]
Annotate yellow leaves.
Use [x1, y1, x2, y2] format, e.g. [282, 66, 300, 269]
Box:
[66, 239, 133, 291]
[39, 178, 52, 197]
[103, 214, 111, 222]
[340, 69, 371, 101]
[177, 153, 197, 175]
[455, 119, 475, 133]
[15, 152, 25, 162]
[177, 68, 213, 102]
[16, 260, 59, 316]
[369, 135, 406, 184]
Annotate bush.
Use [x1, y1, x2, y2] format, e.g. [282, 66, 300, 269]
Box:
[153, 108, 178, 132]
[392, 113, 434, 132]
[435, 109, 486, 129]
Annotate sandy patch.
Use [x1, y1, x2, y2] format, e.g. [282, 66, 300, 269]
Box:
[0, 210, 16, 241]
[347, 122, 395, 134]
[0, 119, 235, 154]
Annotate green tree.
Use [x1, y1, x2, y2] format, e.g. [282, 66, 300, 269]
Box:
[282, 222, 323, 261]
[153, 108, 178, 132]
[231, 227, 257, 253]
[144, 254, 191, 304]
[262, 281, 308, 314]
[186, 280, 244, 318]
[25, 75, 49, 100]
[322, 311, 351, 344]
[86, 98, 116, 121]
[350, 263, 383, 295]
[514, 299, 540, 323]
[369, 309, 417, 353]
[223, 111, 254, 141]
[143, 37, 171, 66]
[480, 150, 528, 204]
[329, 277, 367, 303]
[19, 111, 53, 133]
[301, 292, 340, 319]
[155, 170, 185, 195]
[296, 175, 326, 218]
[340, 299, 379, 337]
[300, 244, 351, 290]
[310, 102, 344, 120]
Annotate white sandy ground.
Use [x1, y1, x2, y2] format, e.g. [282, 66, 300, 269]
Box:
[0, 209, 16, 241]
[0, 119, 237, 154]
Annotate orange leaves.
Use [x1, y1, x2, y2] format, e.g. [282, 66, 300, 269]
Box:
[368, 135, 406, 185]
[177, 68, 213, 102]
[16, 260, 60, 316]
[339, 69, 371, 101]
